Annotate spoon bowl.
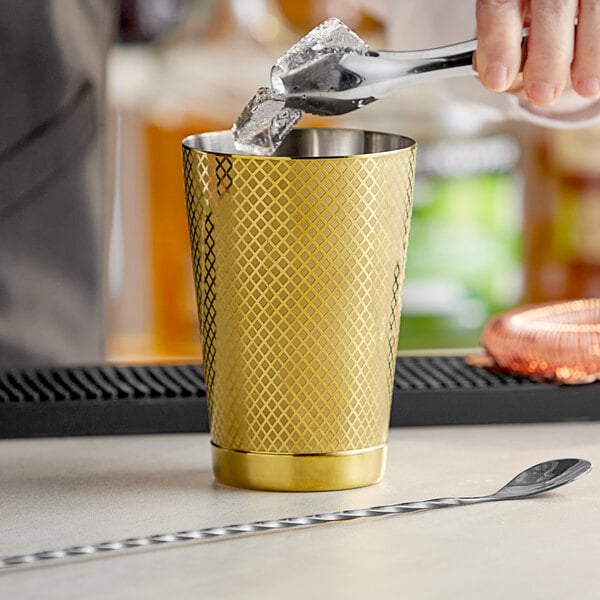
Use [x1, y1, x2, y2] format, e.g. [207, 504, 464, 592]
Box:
[494, 458, 592, 499]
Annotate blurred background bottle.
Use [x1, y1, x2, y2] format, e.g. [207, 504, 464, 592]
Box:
[107, 0, 252, 361]
[397, 133, 522, 350]
[521, 125, 600, 303]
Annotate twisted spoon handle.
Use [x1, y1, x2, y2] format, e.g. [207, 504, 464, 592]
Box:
[0, 495, 489, 570]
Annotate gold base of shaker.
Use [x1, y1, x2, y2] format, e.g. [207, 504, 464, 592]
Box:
[211, 442, 387, 492]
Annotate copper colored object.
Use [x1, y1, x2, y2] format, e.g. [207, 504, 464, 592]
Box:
[470, 299, 600, 384]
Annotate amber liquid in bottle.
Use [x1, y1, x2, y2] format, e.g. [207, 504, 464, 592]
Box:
[522, 126, 600, 303]
[145, 115, 229, 359]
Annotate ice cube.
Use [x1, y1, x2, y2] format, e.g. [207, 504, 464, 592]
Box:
[231, 19, 367, 155]
[232, 87, 302, 156]
[271, 17, 369, 93]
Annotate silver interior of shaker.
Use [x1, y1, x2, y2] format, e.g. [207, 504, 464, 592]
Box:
[183, 128, 414, 158]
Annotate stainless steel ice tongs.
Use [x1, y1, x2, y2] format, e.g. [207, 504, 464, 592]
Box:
[272, 32, 528, 116]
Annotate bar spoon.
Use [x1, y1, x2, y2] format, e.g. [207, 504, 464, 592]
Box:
[0, 458, 590, 570]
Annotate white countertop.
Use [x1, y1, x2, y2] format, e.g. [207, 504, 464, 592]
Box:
[2, 423, 599, 599]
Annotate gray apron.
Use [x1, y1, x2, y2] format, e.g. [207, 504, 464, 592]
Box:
[0, 1, 115, 366]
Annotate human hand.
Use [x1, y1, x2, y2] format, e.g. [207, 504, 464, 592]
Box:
[475, 0, 599, 106]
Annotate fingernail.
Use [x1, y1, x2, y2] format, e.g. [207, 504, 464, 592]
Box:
[528, 81, 558, 106]
[484, 63, 508, 91]
[577, 77, 600, 98]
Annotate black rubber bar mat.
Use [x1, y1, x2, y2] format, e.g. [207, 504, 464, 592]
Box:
[1, 356, 598, 439]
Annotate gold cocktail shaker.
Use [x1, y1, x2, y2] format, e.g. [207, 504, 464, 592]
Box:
[182, 129, 415, 491]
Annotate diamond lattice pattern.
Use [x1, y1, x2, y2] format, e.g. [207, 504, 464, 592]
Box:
[183, 146, 415, 454]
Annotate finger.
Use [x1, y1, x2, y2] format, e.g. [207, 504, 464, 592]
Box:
[572, 0, 600, 98]
[523, 0, 578, 106]
[476, 0, 525, 92]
